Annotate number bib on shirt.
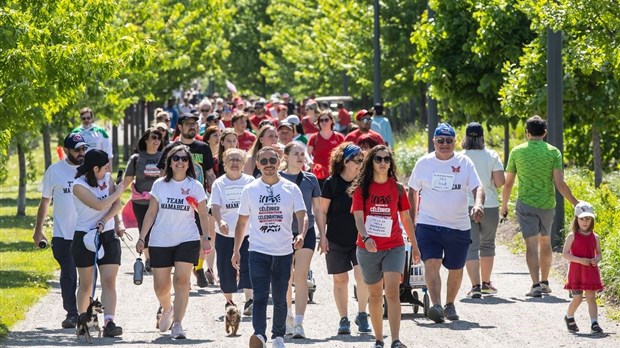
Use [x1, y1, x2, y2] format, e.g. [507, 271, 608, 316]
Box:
[431, 173, 455, 191]
[365, 215, 392, 237]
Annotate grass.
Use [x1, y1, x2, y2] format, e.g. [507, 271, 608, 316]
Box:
[0, 150, 55, 339]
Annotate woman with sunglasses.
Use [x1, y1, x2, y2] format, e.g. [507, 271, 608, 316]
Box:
[301, 100, 320, 135]
[318, 142, 373, 335]
[136, 145, 212, 339]
[348, 145, 419, 348]
[307, 110, 345, 188]
[278, 142, 326, 338]
[208, 148, 255, 317]
[71, 149, 125, 337]
[244, 125, 280, 178]
[122, 128, 164, 272]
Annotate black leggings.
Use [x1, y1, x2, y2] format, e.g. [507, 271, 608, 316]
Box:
[132, 201, 152, 246]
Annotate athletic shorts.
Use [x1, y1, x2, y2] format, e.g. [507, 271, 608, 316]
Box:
[356, 245, 405, 285]
[516, 200, 555, 238]
[467, 207, 499, 260]
[416, 223, 470, 270]
[149, 240, 201, 268]
[294, 227, 316, 251]
[71, 230, 121, 268]
[325, 242, 358, 275]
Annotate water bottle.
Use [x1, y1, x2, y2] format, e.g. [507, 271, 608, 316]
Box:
[133, 257, 144, 285]
[38, 240, 48, 249]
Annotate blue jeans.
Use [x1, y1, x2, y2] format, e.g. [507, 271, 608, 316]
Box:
[249, 251, 293, 339]
[51, 237, 78, 316]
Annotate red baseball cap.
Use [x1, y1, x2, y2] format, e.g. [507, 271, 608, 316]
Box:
[355, 109, 372, 121]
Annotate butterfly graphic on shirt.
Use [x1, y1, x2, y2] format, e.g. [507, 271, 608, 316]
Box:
[181, 188, 190, 195]
[99, 181, 107, 190]
[451, 166, 461, 173]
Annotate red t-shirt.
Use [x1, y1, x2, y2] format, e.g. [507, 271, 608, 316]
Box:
[249, 114, 275, 130]
[222, 119, 232, 128]
[344, 129, 384, 146]
[351, 179, 410, 250]
[302, 116, 319, 135]
[338, 108, 351, 127]
[308, 131, 345, 179]
[237, 131, 256, 151]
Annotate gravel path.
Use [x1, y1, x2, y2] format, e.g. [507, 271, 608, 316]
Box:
[3, 227, 618, 347]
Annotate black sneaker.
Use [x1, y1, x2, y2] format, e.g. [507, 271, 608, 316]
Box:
[591, 321, 603, 334]
[194, 268, 208, 288]
[61, 313, 77, 328]
[467, 284, 482, 299]
[243, 299, 254, 316]
[391, 340, 407, 348]
[373, 340, 385, 348]
[103, 320, 123, 337]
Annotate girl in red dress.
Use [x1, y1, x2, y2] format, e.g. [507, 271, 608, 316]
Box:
[562, 201, 604, 334]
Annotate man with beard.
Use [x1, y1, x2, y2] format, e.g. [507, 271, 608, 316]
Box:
[232, 146, 307, 348]
[344, 109, 385, 146]
[33, 133, 88, 329]
[158, 113, 217, 287]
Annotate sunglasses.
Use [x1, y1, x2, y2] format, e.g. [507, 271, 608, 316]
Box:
[259, 157, 278, 165]
[319, 118, 331, 123]
[361, 118, 372, 123]
[81, 116, 92, 121]
[171, 155, 189, 162]
[350, 158, 363, 165]
[435, 137, 455, 144]
[73, 146, 88, 153]
[373, 155, 391, 164]
[200, 109, 210, 112]
[149, 134, 162, 140]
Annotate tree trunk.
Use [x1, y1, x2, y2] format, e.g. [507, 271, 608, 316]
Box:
[16, 139, 27, 216]
[504, 121, 510, 168]
[592, 125, 602, 188]
[42, 124, 52, 170]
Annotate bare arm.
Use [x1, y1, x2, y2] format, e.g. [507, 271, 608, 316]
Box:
[312, 197, 326, 240]
[400, 210, 420, 264]
[243, 155, 254, 175]
[407, 188, 418, 225]
[73, 182, 123, 211]
[317, 197, 330, 253]
[492, 170, 505, 188]
[593, 234, 603, 264]
[553, 168, 578, 206]
[353, 210, 376, 252]
[121, 175, 134, 192]
[196, 200, 213, 251]
[562, 233, 589, 266]
[501, 172, 516, 217]
[137, 196, 159, 253]
[231, 215, 250, 270]
[211, 205, 229, 235]
[306, 145, 314, 157]
[205, 169, 216, 191]
[33, 197, 51, 245]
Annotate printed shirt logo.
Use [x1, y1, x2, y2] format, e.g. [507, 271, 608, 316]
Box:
[99, 181, 107, 190]
[451, 166, 461, 173]
[181, 188, 190, 195]
[369, 194, 392, 216]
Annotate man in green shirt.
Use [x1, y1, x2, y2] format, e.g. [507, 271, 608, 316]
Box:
[501, 115, 578, 297]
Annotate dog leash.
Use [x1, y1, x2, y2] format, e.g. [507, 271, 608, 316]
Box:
[120, 230, 151, 276]
[90, 228, 101, 299]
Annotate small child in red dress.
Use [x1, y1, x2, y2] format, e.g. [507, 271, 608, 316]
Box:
[562, 201, 604, 334]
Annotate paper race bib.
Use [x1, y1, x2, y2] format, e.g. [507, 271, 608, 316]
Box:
[431, 173, 455, 191]
[225, 185, 244, 203]
[365, 215, 392, 237]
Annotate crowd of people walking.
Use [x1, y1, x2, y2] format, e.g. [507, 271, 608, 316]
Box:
[32, 92, 605, 347]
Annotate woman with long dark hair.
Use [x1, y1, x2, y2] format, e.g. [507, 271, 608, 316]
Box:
[348, 145, 420, 348]
[71, 149, 125, 337]
[318, 142, 371, 335]
[122, 128, 164, 271]
[136, 145, 212, 339]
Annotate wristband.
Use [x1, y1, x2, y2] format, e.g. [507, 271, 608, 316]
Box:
[362, 236, 371, 243]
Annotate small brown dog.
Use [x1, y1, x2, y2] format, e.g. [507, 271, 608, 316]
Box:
[225, 303, 241, 336]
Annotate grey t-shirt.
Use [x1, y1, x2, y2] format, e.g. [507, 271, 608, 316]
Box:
[279, 171, 321, 234]
[126, 151, 163, 204]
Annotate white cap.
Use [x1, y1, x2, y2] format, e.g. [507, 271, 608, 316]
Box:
[285, 115, 300, 125]
[574, 201, 595, 218]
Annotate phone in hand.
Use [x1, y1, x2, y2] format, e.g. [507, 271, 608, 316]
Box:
[115, 169, 124, 185]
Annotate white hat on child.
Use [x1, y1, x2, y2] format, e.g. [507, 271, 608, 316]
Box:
[574, 201, 595, 218]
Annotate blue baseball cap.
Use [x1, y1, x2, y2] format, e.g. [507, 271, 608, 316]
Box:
[434, 123, 456, 137]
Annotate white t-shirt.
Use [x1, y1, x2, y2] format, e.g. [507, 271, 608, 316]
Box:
[408, 152, 482, 231]
[39, 159, 79, 240]
[149, 177, 207, 247]
[73, 173, 115, 232]
[237, 178, 306, 256]
[208, 174, 255, 238]
[462, 149, 504, 208]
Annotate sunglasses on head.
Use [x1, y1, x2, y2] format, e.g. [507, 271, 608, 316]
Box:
[319, 118, 331, 123]
[373, 155, 391, 164]
[149, 134, 162, 140]
[435, 137, 455, 144]
[171, 154, 189, 162]
[259, 157, 278, 165]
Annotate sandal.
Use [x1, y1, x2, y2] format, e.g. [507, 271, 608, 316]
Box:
[564, 315, 579, 333]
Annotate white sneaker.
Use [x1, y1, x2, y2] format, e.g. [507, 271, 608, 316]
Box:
[170, 322, 185, 339]
[292, 323, 305, 339]
[272, 336, 285, 348]
[285, 315, 294, 336]
[158, 306, 174, 332]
